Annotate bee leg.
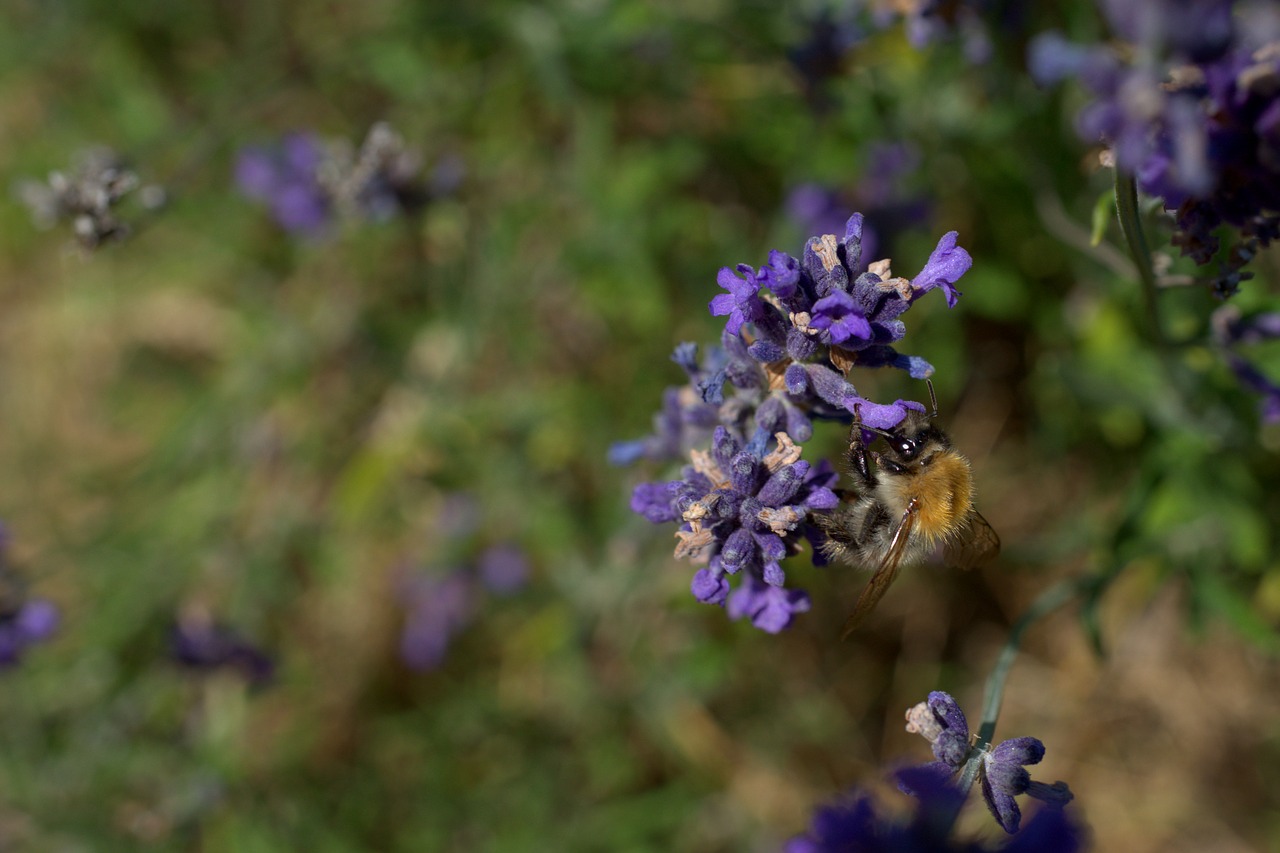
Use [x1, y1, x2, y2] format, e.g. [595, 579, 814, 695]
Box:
[845, 405, 877, 493]
[813, 503, 863, 563]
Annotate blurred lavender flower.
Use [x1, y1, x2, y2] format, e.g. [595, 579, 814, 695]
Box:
[237, 122, 450, 236]
[1031, 2, 1280, 294]
[477, 543, 530, 596]
[904, 692, 1075, 834]
[170, 616, 275, 687]
[0, 599, 59, 668]
[1212, 304, 1280, 422]
[236, 133, 331, 236]
[624, 213, 973, 631]
[16, 146, 164, 249]
[396, 505, 533, 670]
[786, 770, 1084, 852]
[399, 571, 474, 671]
[0, 524, 59, 669]
[786, 142, 932, 277]
[317, 122, 430, 222]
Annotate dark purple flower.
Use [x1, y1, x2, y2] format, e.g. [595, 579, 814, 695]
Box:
[0, 599, 59, 668]
[1212, 305, 1280, 422]
[170, 617, 275, 686]
[786, 765, 1084, 852]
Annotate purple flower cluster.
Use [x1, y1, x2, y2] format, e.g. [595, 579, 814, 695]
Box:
[621, 214, 973, 631]
[904, 692, 1075, 834]
[170, 615, 275, 687]
[236, 122, 448, 237]
[786, 768, 1083, 853]
[1030, 2, 1280, 295]
[1212, 304, 1280, 422]
[398, 542, 530, 671]
[787, 691, 1081, 852]
[236, 133, 331, 236]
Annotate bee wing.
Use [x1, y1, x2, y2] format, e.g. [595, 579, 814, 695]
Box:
[943, 511, 1001, 570]
[841, 497, 919, 639]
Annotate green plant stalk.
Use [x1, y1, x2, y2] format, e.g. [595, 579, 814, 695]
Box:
[938, 576, 1088, 833]
[1114, 169, 1165, 351]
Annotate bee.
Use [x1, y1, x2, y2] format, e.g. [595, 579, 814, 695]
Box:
[815, 382, 1000, 637]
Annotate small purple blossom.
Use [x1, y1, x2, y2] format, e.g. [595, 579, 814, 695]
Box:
[710, 265, 768, 336]
[399, 571, 474, 671]
[476, 544, 530, 596]
[810, 289, 874, 344]
[1212, 304, 1280, 422]
[170, 617, 275, 687]
[236, 133, 330, 236]
[0, 599, 59, 668]
[635, 427, 837, 633]
[904, 691, 1075, 835]
[787, 767, 1084, 852]
[912, 231, 972, 308]
[237, 123, 440, 237]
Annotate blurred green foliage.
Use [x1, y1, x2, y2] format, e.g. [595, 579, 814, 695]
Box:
[1, 0, 1279, 851]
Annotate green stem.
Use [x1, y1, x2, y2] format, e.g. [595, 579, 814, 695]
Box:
[1114, 170, 1165, 351]
[940, 576, 1089, 829]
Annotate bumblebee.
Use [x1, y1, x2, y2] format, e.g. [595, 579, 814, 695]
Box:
[816, 383, 1000, 637]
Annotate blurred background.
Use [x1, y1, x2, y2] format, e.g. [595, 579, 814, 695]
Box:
[2, 0, 1279, 850]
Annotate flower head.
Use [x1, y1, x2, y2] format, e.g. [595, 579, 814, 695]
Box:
[17, 146, 163, 249]
[903, 691, 1075, 835]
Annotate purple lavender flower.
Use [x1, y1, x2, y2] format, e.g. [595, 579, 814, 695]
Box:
[636, 427, 837, 633]
[1031, 3, 1280, 293]
[0, 525, 59, 669]
[170, 617, 275, 686]
[1212, 305, 1280, 422]
[236, 133, 331, 236]
[610, 345, 722, 466]
[0, 599, 59, 668]
[787, 766, 1084, 852]
[624, 213, 975, 630]
[476, 544, 530, 596]
[399, 571, 475, 671]
[904, 692, 1075, 834]
[237, 123, 438, 236]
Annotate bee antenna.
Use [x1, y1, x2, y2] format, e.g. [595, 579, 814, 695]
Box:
[925, 378, 939, 419]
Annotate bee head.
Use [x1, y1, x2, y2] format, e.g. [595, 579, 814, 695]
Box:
[862, 409, 950, 468]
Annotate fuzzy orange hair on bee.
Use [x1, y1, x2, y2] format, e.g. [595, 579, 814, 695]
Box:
[814, 381, 999, 638]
